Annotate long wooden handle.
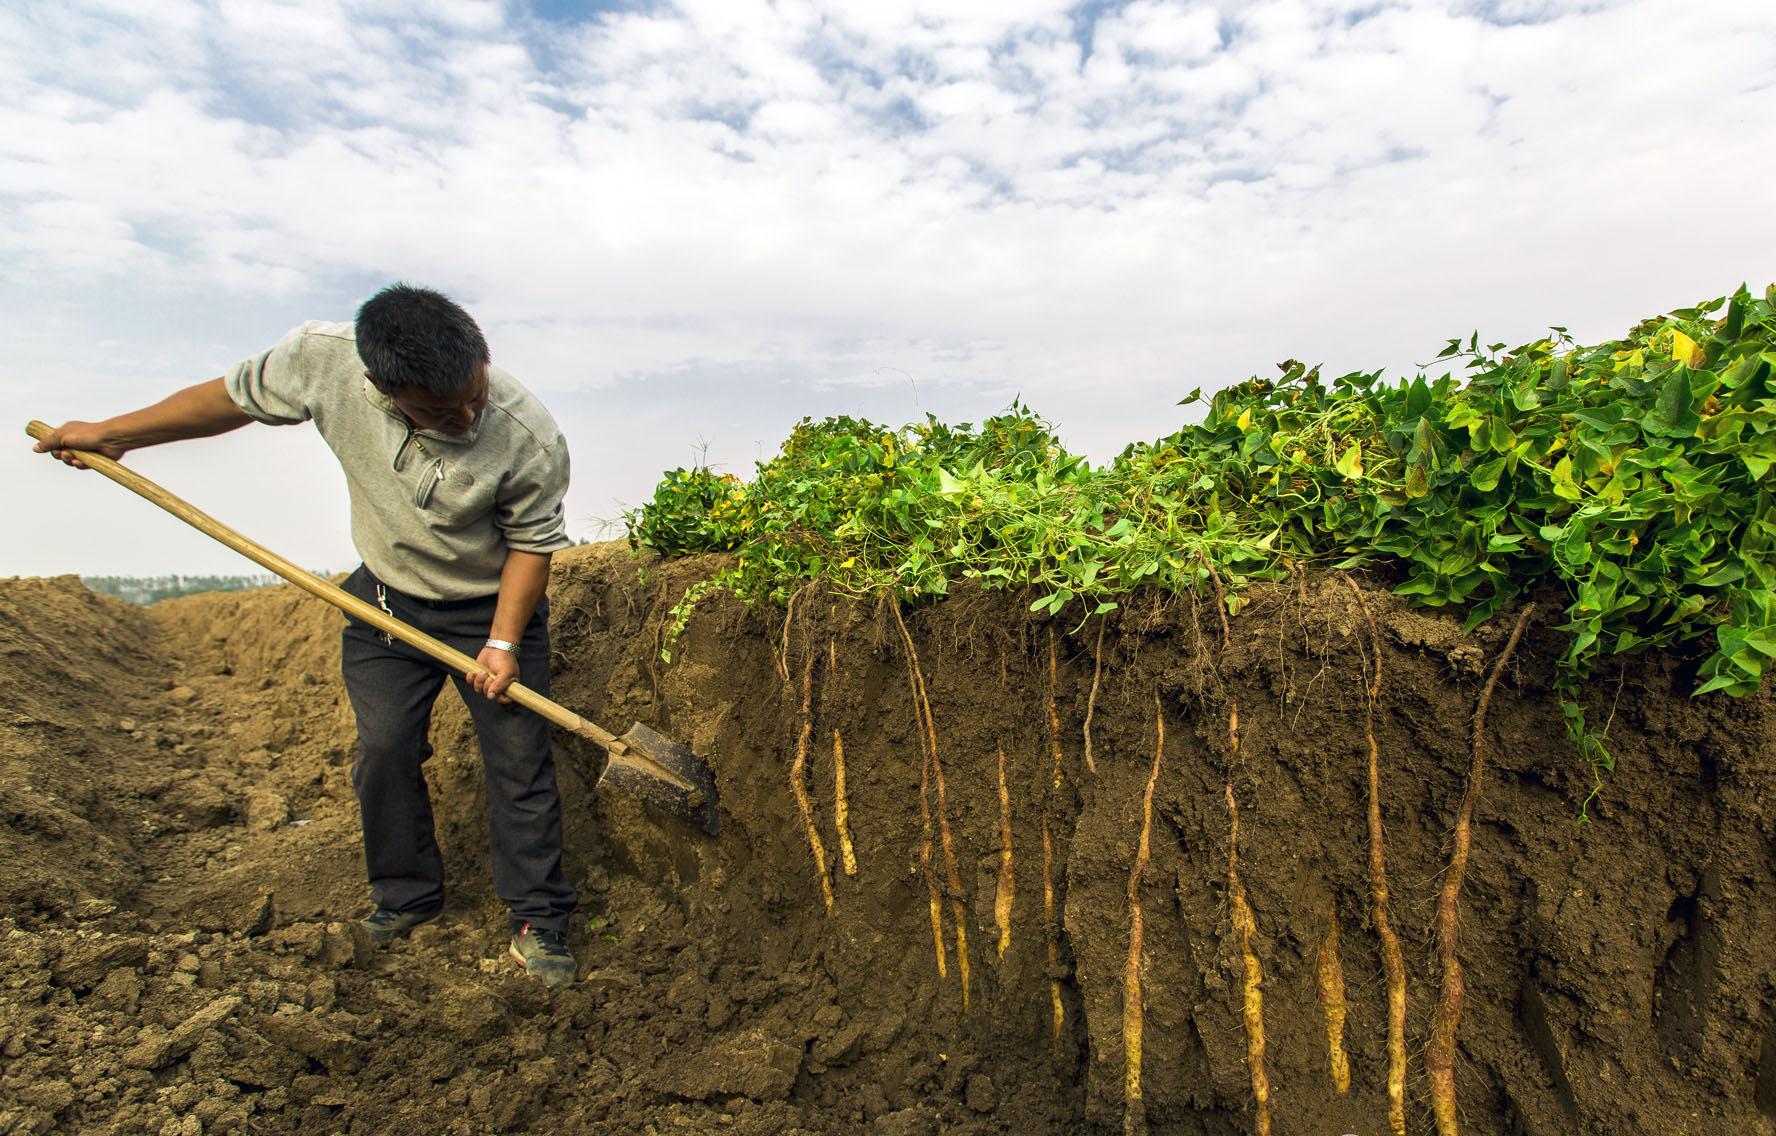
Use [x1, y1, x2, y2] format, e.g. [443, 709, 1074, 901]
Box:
[26, 420, 624, 753]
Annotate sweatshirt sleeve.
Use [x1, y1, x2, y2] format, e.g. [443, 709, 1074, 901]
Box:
[224, 323, 319, 425]
[496, 432, 573, 554]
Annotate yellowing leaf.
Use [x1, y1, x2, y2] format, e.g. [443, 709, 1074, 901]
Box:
[1334, 442, 1364, 478]
[1236, 407, 1253, 431]
[1551, 455, 1581, 502]
[1670, 328, 1705, 369]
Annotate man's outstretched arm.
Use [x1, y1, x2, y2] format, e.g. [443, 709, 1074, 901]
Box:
[34, 377, 254, 468]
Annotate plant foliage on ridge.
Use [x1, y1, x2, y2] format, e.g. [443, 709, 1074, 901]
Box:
[627, 286, 1776, 778]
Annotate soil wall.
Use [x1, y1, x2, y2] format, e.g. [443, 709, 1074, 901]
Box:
[1, 545, 1772, 1135]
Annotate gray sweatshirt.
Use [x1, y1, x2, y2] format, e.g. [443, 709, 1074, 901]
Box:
[225, 321, 572, 600]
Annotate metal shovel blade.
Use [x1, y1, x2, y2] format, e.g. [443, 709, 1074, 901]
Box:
[597, 723, 721, 835]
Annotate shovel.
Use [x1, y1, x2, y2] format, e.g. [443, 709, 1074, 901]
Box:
[26, 419, 721, 835]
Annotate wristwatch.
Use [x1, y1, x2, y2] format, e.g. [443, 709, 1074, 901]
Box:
[485, 638, 519, 653]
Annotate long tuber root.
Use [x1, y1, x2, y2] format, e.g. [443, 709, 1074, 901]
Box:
[1202, 553, 1270, 1135]
[1043, 819, 1063, 1047]
[888, 601, 946, 980]
[928, 696, 972, 1012]
[1122, 693, 1165, 1136]
[828, 638, 856, 878]
[890, 599, 971, 1009]
[995, 745, 1015, 959]
[1226, 738, 1272, 1136]
[1316, 896, 1351, 1094]
[1083, 618, 1105, 776]
[791, 650, 834, 913]
[1427, 602, 1536, 1136]
[833, 728, 857, 878]
[1047, 627, 1067, 790]
[775, 584, 800, 692]
[1341, 572, 1407, 1134]
[920, 763, 946, 981]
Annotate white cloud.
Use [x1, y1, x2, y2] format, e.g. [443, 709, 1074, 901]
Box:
[3, 0, 1775, 575]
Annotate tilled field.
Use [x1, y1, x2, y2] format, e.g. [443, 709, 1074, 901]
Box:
[1, 543, 1773, 1135]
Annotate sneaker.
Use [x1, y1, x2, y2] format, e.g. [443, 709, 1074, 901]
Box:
[508, 923, 576, 988]
[359, 906, 442, 944]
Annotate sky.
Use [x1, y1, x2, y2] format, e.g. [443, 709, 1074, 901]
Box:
[4, 0, 1774, 578]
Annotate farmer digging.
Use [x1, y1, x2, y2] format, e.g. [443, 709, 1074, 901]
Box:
[35, 284, 580, 987]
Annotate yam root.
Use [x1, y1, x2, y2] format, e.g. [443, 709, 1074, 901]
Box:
[775, 585, 799, 691]
[1047, 627, 1066, 790]
[1226, 768, 1271, 1136]
[1122, 694, 1165, 1136]
[827, 640, 856, 879]
[1083, 619, 1104, 776]
[1203, 555, 1268, 1134]
[1043, 819, 1063, 1047]
[1341, 573, 1407, 1134]
[1427, 603, 1536, 1136]
[791, 651, 834, 913]
[1316, 897, 1351, 1094]
[889, 600, 946, 980]
[995, 745, 1014, 959]
[890, 599, 970, 1007]
[928, 702, 972, 1012]
[833, 728, 857, 878]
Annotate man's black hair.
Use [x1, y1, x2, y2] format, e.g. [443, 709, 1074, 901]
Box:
[355, 283, 489, 396]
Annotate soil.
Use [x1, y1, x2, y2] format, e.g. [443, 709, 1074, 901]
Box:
[1, 543, 1773, 1135]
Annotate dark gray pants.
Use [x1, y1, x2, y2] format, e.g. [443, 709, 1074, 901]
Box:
[339, 565, 576, 934]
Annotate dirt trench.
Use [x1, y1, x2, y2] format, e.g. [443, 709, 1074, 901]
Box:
[1, 542, 1773, 1135]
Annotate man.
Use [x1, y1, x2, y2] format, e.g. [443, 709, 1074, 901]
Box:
[35, 284, 579, 988]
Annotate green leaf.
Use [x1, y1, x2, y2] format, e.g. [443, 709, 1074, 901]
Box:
[1696, 562, 1745, 587]
[1471, 455, 1507, 493]
[1646, 369, 1701, 438]
[1694, 672, 1743, 697]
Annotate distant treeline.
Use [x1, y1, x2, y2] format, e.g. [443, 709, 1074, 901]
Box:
[84, 574, 296, 605]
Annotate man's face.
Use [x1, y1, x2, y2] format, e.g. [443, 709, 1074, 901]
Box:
[378, 367, 489, 435]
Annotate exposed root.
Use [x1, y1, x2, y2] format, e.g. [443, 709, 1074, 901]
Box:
[920, 771, 946, 980]
[1047, 627, 1066, 791]
[890, 599, 971, 1009]
[1226, 775, 1271, 1136]
[1202, 554, 1268, 1134]
[775, 584, 799, 691]
[928, 703, 972, 1012]
[1043, 820, 1063, 1047]
[1083, 619, 1105, 776]
[1122, 693, 1165, 1136]
[1185, 591, 1209, 700]
[1428, 603, 1536, 1136]
[995, 745, 1014, 959]
[791, 651, 834, 914]
[1316, 896, 1351, 1094]
[1341, 572, 1407, 1135]
[833, 728, 857, 878]
[1198, 550, 1233, 648]
[827, 638, 854, 877]
[887, 598, 946, 980]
